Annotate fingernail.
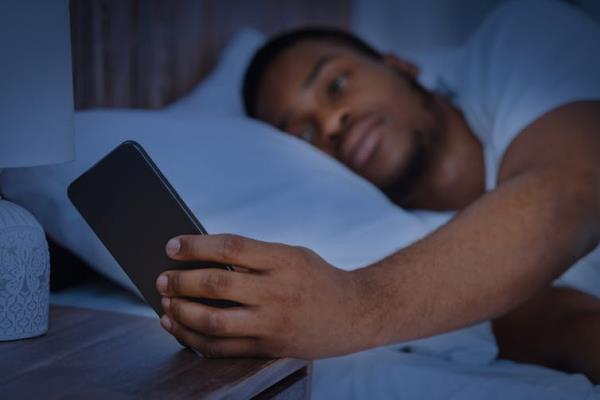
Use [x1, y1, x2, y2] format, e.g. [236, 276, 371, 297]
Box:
[166, 238, 181, 256]
[157, 274, 168, 293]
[160, 315, 172, 331]
[161, 296, 171, 312]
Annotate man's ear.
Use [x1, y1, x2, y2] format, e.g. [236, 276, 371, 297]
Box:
[382, 53, 420, 80]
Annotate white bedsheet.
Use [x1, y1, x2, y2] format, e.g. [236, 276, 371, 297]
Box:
[313, 347, 598, 400]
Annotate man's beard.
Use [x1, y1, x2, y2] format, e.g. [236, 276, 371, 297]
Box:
[382, 70, 443, 205]
[381, 130, 429, 204]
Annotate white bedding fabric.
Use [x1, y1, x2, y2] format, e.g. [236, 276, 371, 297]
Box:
[313, 347, 598, 400]
[0, 110, 450, 280]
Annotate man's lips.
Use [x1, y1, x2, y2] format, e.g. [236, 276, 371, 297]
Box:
[341, 116, 383, 170]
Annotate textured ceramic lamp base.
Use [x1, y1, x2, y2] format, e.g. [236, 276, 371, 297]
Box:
[0, 199, 49, 341]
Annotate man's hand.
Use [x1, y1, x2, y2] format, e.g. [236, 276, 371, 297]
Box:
[156, 234, 376, 359]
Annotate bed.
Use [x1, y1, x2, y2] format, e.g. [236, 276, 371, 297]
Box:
[2, 1, 600, 399]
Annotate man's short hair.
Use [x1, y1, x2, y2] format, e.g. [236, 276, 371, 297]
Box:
[242, 27, 382, 118]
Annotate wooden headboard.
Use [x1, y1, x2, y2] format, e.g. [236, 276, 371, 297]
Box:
[69, 0, 351, 110]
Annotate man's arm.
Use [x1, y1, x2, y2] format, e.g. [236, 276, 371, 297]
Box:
[360, 101, 600, 345]
[155, 101, 600, 358]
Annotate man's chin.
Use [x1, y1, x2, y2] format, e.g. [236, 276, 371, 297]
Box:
[382, 150, 429, 202]
[357, 166, 401, 190]
[357, 153, 416, 189]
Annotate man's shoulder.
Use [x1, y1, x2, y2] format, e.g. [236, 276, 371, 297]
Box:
[449, 0, 600, 189]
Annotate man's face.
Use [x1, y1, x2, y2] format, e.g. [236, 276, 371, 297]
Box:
[254, 40, 444, 191]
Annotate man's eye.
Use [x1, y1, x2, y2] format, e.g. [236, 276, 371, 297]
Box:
[328, 72, 349, 98]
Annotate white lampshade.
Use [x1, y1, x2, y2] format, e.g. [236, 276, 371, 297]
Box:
[0, 0, 74, 168]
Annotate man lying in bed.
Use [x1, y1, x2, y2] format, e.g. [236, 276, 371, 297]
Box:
[155, 0, 600, 381]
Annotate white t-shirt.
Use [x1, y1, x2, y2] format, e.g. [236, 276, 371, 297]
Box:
[434, 0, 600, 190]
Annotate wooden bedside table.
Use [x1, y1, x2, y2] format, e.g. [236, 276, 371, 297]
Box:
[0, 305, 311, 399]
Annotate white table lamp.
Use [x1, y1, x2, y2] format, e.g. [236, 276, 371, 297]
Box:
[0, 0, 74, 340]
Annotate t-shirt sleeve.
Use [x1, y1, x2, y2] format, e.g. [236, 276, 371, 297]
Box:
[455, 0, 600, 186]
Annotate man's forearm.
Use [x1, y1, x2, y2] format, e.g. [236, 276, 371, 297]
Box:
[356, 166, 600, 346]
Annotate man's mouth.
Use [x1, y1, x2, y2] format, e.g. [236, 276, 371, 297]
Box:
[341, 115, 383, 171]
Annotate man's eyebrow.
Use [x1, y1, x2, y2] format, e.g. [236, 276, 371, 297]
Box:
[303, 55, 338, 89]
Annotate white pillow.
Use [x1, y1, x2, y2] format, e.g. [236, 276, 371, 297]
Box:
[0, 110, 450, 293]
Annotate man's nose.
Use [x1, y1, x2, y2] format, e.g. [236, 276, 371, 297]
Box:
[316, 106, 351, 143]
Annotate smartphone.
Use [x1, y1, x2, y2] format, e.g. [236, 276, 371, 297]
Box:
[68, 140, 235, 316]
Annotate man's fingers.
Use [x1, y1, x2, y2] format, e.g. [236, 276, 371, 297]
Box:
[164, 297, 264, 337]
[160, 315, 267, 357]
[165, 233, 296, 271]
[157, 268, 263, 304]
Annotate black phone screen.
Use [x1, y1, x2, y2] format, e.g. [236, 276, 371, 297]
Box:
[68, 140, 234, 316]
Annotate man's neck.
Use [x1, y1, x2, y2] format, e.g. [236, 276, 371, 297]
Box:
[393, 96, 485, 211]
